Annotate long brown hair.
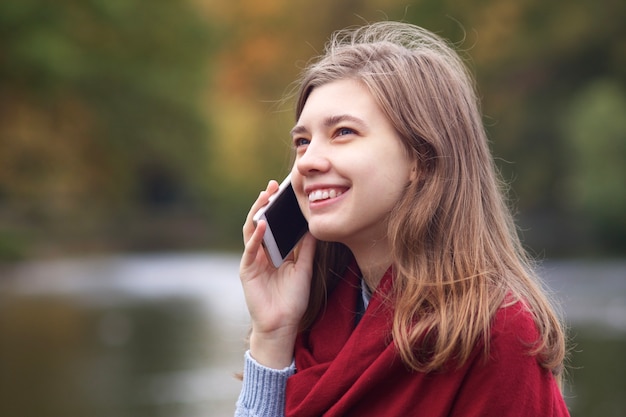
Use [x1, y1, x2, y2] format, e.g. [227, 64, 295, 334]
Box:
[294, 22, 566, 382]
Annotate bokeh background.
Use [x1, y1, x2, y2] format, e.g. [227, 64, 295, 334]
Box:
[0, 0, 624, 416]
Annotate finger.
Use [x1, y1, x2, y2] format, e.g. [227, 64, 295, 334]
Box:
[267, 179, 279, 193]
[242, 191, 265, 242]
[243, 181, 279, 242]
[241, 219, 267, 272]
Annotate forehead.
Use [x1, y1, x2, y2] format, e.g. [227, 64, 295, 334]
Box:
[294, 79, 381, 128]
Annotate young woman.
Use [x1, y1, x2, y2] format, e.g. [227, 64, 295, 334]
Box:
[235, 21, 570, 417]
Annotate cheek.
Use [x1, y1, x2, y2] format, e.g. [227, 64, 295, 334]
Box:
[290, 167, 303, 192]
[290, 170, 309, 215]
[368, 167, 411, 203]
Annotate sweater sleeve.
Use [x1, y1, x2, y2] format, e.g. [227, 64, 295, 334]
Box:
[234, 350, 296, 417]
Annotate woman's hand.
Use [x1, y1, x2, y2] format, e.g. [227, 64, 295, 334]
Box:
[239, 180, 316, 369]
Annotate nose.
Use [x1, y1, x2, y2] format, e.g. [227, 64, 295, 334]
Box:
[295, 139, 331, 176]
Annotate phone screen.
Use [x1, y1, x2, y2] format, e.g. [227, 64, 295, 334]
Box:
[264, 183, 308, 258]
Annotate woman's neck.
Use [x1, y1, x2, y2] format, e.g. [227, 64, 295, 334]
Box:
[349, 238, 392, 291]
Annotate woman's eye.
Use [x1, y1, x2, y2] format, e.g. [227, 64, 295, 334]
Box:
[294, 137, 310, 147]
[337, 127, 355, 136]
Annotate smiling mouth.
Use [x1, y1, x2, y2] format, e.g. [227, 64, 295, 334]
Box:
[308, 188, 344, 202]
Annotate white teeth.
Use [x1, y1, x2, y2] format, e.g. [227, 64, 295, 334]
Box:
[308, 189, 343, 202]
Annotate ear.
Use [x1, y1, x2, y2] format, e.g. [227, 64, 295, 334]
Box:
[409, 162, 419, 182]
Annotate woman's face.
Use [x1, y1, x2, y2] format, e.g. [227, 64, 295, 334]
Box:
[291, 78, 416, 251]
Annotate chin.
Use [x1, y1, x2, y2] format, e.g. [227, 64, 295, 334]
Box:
[308, 225, 344, 244]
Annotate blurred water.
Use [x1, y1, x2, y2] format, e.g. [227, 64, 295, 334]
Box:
[0, 253, 248, 417]
[539, 260, 626, 333]
[0, 254, 624, 417]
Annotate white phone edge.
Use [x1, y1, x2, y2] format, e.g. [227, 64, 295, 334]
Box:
[252, 174, 294, 268]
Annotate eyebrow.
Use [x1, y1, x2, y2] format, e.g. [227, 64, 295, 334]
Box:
[290, 114, 368, 137]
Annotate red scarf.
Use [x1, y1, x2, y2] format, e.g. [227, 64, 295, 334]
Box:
[285, 264, 570, 417]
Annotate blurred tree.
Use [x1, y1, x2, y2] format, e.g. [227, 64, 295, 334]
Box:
[1, 0, 625, 258]
[0, 0, 214, 258]
[403, 0, 626, 256]
[561, 80, 626, 253]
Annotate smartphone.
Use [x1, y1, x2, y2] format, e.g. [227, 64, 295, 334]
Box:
[253, 174, 308, 268]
